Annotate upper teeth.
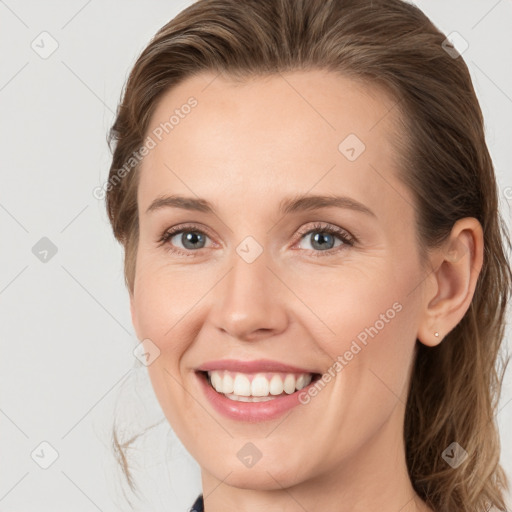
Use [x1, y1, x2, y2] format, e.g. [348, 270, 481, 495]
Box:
[208, 370, 313, 397]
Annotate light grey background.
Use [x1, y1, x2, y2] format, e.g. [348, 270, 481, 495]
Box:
[1, 1, 511, 510]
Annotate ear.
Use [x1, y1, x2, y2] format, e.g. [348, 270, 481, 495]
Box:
[416, 217, 484, 347]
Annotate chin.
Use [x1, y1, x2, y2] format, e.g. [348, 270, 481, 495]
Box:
[221, 466, 302, 491]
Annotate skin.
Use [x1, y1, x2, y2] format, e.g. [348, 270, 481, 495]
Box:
[129, 69, 484, 512]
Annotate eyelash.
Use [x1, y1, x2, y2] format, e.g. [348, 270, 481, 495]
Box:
[156, 222, 356, 258]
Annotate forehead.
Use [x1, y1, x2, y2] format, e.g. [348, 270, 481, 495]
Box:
[138, 69, 413, 226]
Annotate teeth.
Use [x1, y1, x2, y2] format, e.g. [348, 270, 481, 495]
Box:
[296, 374, 307, 390]
[283, 374, 296, 394]
[269, 374, 284, 395]
[207, 370, 313, 398]
[251, 374, 269, 396]
[224, 393, 275, 402]
[233, 374, 251, 396]
[223, 373, 234, 394]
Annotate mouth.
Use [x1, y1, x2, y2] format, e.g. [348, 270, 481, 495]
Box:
[196, 370, 323, 402]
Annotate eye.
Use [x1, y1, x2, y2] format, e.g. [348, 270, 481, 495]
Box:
[156, 224, 213, 256]
[157, 222, 355, 257]
[294, 222, 355, 257]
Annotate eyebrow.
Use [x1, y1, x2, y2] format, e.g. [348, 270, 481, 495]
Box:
[145, 193, 376, 218]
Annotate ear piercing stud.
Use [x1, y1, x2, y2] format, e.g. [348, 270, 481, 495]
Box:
[434, 332, 439, 337]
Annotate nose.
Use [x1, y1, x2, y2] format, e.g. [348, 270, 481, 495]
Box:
[208, 248, 289, 342]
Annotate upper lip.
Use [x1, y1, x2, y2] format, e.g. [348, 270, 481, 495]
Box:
[196, 359, 319, 374]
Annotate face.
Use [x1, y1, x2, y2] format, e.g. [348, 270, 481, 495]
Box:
[130, 70, 427, 490]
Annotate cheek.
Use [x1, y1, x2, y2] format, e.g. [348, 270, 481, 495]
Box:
[130, 266, 197, 422]
[282, 257, 411, 348]
[131, 265, 200, 435]
[306, 296, 418, 469]
[339, 274, 416, 382]
[131, 254, 207, 342]
[297, 261, 419, 425]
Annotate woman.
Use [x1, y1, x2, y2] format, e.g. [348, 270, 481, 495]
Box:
[105, 0, 511, 510]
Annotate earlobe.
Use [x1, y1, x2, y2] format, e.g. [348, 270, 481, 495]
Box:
[416, 218, 484, 348]
[417, 323, 444, 348]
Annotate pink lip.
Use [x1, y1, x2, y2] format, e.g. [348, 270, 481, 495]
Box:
[196, 358, 317, 374]
[195, 371, 320, 422]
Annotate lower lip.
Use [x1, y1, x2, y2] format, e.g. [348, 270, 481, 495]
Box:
[196, 371, 320, 422]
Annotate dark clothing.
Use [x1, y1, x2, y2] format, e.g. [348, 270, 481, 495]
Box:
[190, 494, 204, 512]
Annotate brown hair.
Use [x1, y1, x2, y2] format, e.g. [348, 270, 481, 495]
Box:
[105, 1, 512, 510]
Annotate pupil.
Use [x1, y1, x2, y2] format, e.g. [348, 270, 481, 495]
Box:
[183, 232, 205, 249]
[312, 232, 333, 250]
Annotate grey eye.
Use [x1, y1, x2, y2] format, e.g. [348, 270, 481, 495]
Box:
[172, 231, 208, 250]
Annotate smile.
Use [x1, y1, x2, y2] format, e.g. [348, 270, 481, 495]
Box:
[208, 370, 315, 401]
[196, 370, 322, 421]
